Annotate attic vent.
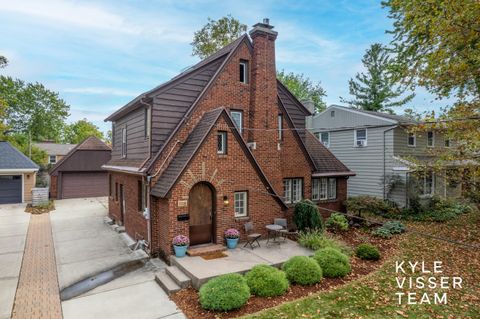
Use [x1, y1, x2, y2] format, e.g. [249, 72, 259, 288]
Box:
[247, 142, 257, 150]
[330, 110, 335, 117]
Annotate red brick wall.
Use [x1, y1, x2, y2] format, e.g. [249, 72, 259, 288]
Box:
[150, 117, 284, 257]
[108, 173, 148, 242]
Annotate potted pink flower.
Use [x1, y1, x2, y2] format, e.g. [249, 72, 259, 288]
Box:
[172, 235, 189, 257]
[224, 228, 240, 249]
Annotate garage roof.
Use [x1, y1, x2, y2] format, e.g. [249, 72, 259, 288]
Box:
[0, 141, 39, 170]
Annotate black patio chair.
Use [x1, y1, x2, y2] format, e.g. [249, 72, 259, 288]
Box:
[244, 222, 262, 249]
[274, 218, 299, 241]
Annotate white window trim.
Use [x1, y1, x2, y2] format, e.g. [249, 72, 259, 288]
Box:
[407, 133, 416, 147]
[121, 127, 127, 158]
[239, 61, 248, 84]
[230, 111, 243, 134]
[427, 131, 435, 147]
[283, 178, 303, 204]
[420, 172, 435, 197]
[354, 128, 368, 147]
[217, 132, 227, 154]
[234, 191, 248, 217]
[312, 178, 335, 201]
[328, 178, 336, 200]
[320, 132, 330, 148]
[145, 107, 151, 139]
[49, 155, 56, 164]
[278, 114, 283, 141]
[444, 138, 451, 148]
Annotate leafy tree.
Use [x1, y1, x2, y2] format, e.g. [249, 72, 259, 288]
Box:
[0, 56, 7, 68]
[191, 15, 247, 59]
[383, 0, 480, 192]
[0, 76, 69, 142]
[63, 119, 104, 144]
[341, 43, 414, 112]
[6, 133, 47, 165]
[277, 70, 327, 113]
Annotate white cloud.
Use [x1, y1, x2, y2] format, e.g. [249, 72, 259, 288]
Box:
[62, 87, 139, 97]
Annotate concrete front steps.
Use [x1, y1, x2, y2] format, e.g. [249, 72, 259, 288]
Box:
[155, 266, 191, 295]
[187, 244, 226, 256]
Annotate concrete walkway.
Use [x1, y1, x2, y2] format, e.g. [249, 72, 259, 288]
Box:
[0, 204, 30, 319]
[11, 214, 62, 319]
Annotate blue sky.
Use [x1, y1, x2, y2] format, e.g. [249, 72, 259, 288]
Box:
[0, 0, 449, 134]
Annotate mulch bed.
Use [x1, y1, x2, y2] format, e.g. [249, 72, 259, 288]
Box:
[170, 228, 399, 319]
[24, 202, 55, 215]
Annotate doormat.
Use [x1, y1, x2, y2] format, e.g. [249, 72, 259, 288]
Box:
[201, 252, 228, 260]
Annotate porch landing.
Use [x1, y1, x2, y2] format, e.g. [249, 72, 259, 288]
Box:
[170, 239, 313, 289]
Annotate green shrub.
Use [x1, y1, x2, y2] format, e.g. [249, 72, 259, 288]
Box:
[298, 231, 352, 255]
[345, 196, 397, 217]
[382, 221, 406, 234]
[313, 248, 351, 278]
[199, 273, 250, 311]
[282, 256, 322, 285]
[245, 264, 289, 297]
[293, 199, 324, 232]
[372, 226, 392, 239]
[355, 243, 381, 260]
[325, 213, 349, 232]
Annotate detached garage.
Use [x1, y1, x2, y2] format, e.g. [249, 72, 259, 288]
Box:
[50, 136, 111, 199]
[0, 142, 39, 204]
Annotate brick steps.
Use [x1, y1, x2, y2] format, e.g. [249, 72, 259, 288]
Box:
[155, 266, 191, 295]
[186, 244, 226, 256]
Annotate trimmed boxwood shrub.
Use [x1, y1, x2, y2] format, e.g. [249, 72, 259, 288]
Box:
[325, 213, 349, 232]
[355, 243, 381, 260]
[313, 247, 351, 278]
[199, 273, 250, 311]
[282, 256, 322, 285]
[245, 264, 289, 297]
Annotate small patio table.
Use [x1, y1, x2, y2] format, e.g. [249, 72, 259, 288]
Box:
[266, 224, 284, 244]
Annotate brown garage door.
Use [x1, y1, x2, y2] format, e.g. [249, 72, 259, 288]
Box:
[61, 172, 108, 199]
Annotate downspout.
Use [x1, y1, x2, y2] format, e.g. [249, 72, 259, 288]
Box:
[383, 125, 398, 200]
[139, 96, 152, 252]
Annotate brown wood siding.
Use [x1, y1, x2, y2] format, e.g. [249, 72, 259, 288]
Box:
[60, 172, 108, 199]
[150, 58, 224, 154]
[278, 87, 306, 140]
[111, 107, 148, 161]
[54, 150, 111, 172]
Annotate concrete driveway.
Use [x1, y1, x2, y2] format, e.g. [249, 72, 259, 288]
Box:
[0, 203, 30, 319]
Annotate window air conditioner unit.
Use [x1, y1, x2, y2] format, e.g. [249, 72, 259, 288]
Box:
[356, 140, 366, 147]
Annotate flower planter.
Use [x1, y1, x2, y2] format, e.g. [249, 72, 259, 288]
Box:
[173, 245, 188, 257]
[226, 237, 239, 249]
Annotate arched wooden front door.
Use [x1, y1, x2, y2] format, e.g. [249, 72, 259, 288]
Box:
[189, 182, 215, 245]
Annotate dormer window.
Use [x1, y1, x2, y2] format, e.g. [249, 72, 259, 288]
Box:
[239, 60, 248, 84]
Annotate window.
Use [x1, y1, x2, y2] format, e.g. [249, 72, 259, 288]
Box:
[109, 175, 113, 197]
[354, 129, 367, 147]
[330, 110, 335, 117]
[138, 180, 147, 212]
[234, 192, 248, 217]
[420, 171, 435, 196]
[231, 111, 243, 133]
[312, 178, 336, 201]
[427, 131, 434, 147]
[283, 178, 303, 204]
[408, 133, 416, 146]
[144, 107, 151, 139]
[49, 155, 56, 164]
[444, 138, 451, 148]
[121, 127, 127, 158]
[320, 132, 330, 147]
[278, 114, 283, 141]
[239, 60, 248, 83]
[217, 131, 227, 154]
[314, 132, 320, 139]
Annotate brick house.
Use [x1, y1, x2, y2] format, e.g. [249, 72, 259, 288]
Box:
[103, 19, 354, 258]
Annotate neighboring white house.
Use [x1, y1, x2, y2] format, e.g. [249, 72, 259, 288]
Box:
[308, 105, 463, 207]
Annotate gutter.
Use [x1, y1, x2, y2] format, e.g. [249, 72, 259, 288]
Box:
[383, 125, 398, 200]
[312, 171, 356, 177]
[0, 168, 39, 173]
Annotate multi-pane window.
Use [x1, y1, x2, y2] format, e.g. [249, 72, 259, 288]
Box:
[312, 178, 336, 201]
[239, 60, 248, 83]
[408, 133, 416, 146]
[234, 192, 248, 217]
[121, 127, 127, 158]
[283, 178, 303, 204]
[427, 131, 434, 147]
[49, 155, 56, 164]
[320, 132, 330, 147]
[420, 171, 435, 195]
[444, 138, 451, 148]
[231, 111, 243, 133]
[355, 129, 367, 147]
[278, 114, 283, 141]
[217, 131, 227, 154]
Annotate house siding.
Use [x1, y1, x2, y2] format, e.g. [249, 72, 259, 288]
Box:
[111, 107, 149, 161]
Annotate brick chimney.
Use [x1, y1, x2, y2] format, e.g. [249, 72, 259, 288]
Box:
[248, 19, 283, 195]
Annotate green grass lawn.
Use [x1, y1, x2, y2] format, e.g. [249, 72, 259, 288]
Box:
[244, 211, 480, 319]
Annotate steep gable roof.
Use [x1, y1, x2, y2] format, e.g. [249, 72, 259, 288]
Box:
[0, 142, 39, 170]
[151, 108, 287, 209]
[50, 136, 111, 174]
